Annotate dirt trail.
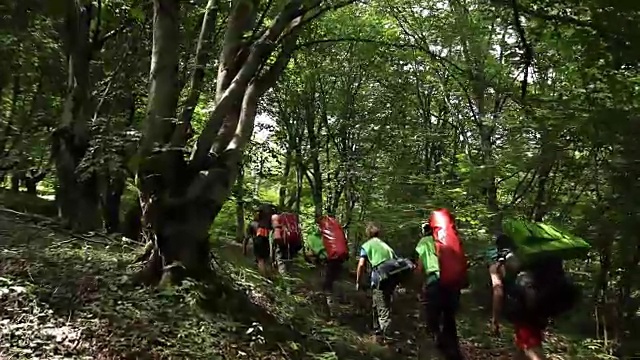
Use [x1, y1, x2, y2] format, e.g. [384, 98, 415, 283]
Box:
[220, 242, 511, 359]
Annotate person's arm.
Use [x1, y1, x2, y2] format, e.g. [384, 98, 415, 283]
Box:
[243, 224, 252, 255]
[356, 248, 367, 289]
[489, 262, 504, 333]
[411, 255, 426, 291]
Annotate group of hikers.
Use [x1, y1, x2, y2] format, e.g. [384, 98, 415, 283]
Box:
[242, 203, 590, 360]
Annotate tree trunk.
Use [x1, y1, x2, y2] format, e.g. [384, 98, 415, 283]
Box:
[102, 177, 125, 233]
[304, 81, 323, 217]
[122, 201, 142, 242]
[136, 193, 224, 285]
[278, 151, 291, 209]
[53, 2, 101, 232]
[134, 0, 188, 285]
[10, 173, 19, 192]
[24, 178, 37, 194]
[173, 0, 219, 145]
[531, 131, 558, 221]
[234, 164, 245, 243]
[135, 0, 352, 285]
[293, 150, 303, 212]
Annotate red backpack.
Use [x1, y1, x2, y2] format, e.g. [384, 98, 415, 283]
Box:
[430, 209, 468, 289]
[279, 213, 302, 247]
[318, 216, 348, 260]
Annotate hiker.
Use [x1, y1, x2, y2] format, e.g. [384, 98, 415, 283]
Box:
[243, 204, 277, 277]
[356, 222, 414, 343]
[303, 215, 349, 316]
[414, 209, 468, 360]
[488, 219, 587, 360]
[489, 234, 549, 360]
[270, 211, 303, 275]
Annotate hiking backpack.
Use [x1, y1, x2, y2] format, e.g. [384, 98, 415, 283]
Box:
[499, 218, 589, 319]
[278, 212, 303, 251]
[502, 218, 590, 265]
[376, 257, 415, 285]
[502, 251, 580, 320]
[318, 216, 348, 261]
[430, 208, 469, 289]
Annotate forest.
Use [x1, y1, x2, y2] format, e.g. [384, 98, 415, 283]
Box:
[0, 0, 639, 358]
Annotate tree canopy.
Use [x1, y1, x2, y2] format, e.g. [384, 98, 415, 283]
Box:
[1, 0, 640, 357]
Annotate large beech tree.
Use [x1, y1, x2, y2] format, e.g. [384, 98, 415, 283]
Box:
[134, 0, 355, 285]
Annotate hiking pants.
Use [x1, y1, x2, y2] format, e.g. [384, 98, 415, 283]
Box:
[322, 259, 343, 313]
[372, 278, 397, 338]
[421, 282, 463, 360]
[322, 259, 343, 292]
[273, 241, 301, 274]
[272, 242, 289, 274]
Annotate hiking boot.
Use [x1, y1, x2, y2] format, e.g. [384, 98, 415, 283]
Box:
[325, 295, 335, 317]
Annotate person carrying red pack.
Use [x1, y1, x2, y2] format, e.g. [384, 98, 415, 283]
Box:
[414, 209, 468, 360]
[303, 215, 349, 316]
[271, 211, 303, 275]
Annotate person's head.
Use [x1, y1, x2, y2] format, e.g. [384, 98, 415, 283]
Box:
[495, 233, 513, 250]
[365, 222, 381, 239]
[420, 221, 433, 237]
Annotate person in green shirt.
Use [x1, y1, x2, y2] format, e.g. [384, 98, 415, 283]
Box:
[415, 222, 463, 360]
[303, 216, 345, 316]
[356, 222, 399, 343]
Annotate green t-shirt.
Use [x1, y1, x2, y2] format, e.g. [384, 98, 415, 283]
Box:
[305, 227, 326, 258]
[361, 237, 396, 267]
[415, 236, 440, 284]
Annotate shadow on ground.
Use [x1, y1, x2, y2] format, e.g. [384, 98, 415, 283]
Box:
[0, 207, 609, 359]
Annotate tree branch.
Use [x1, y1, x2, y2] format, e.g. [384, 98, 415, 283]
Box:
[509, 0, 533, 101]
[96, 22, 130, 50]
[191, 0, 309, 169]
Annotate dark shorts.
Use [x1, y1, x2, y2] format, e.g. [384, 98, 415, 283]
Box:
[322, 259, 344, 292]
[253, 236, 270, 260]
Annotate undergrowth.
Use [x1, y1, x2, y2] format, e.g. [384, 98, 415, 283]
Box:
[0, 209, 616, 359]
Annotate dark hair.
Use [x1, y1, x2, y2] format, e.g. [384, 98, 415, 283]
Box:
[365, 222, 381, 238]
[495, 233, 513, 249]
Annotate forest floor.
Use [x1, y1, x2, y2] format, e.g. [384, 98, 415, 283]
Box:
[0, 207, 603, 359]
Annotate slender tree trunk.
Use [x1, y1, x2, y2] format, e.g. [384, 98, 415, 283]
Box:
[0, 74, 20, 156]
[10, 173, 19, 192]
[304, 82, 323, 217]
[173, 0, 219, 145]
[278, 151, 291, 209]
[531, 131, 558, 221]
[25, 178, 37, 194]
[103, 176, 125, 233]
[293, 150, 303, 212]
[234, 164, 245, 243]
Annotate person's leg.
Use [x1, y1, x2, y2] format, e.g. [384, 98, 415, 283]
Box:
[322, 260, 336, 315]
[514, 319, 547, 360]
[376, 280, 395, 341]
[421, 282, 442, 340]
[371, 287, 383, 336]
[440, 288, 463, 360]
[274, 243, 288, 274]
[253, 236, 270, 277]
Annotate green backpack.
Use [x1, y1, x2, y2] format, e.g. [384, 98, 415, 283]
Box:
[502, 218, 590, 265]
